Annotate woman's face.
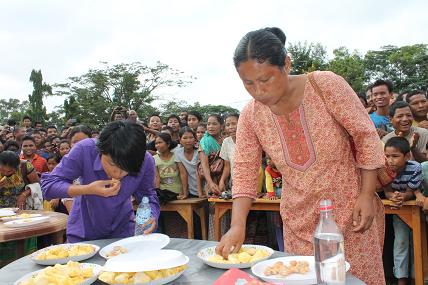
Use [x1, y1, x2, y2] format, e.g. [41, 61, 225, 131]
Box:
[225, 116, 238, 138]
[237, 59, 289, 108]
[43, 142, 53, 153]
[59, 143, 70, 157]
[187, 115, 200, 130]
[47, 159, 58, 172]
[196, 126, 206, 141]
[207, 117, 222, 137]
[100, 154, 128, 180]
[154, 137, 169, 153]
[149, 116, 162, 130]
[180, 132, 196, 150]
[70, 132, 89, 148]
[33, 134, 43, 147]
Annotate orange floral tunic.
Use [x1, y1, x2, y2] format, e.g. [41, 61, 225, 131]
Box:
[232, 71, 386, 285]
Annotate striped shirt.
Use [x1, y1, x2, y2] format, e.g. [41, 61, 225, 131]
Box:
[391, 160, 423, 192]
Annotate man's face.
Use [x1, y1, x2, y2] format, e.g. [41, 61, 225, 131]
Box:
[408, 93, 428, 119]
[114, 113, 124, 121]
[391, 107, 413, 133]
[35, 123, 43, 129]
[149, 116, 162, 130]
[372, 85, 391, 108]
[21, 139, 37, 157]
[32, 134, 42, 146]
[128, 111, 137, 120]
[179, 112, 188, 122]
[23, 119, 31, 128]
[47, 128, 57, 137]
[385, 146, 408, 172]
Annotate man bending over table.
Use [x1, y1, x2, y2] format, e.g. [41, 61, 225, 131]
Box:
[41, 121, 159, 242]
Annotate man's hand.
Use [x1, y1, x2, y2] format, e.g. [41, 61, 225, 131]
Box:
[87, 180, 121, 197]
[376, 128, 388, 139]
[409, 132, 420, 149]
[417, 120, 428, 130]
[352, 192, 375, 233]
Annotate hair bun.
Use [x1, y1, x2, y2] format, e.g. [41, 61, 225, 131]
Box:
[264, 27, 286, 45]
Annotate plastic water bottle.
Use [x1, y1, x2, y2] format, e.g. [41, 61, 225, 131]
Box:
[313, 200, 346, 284]
[135, 196, 151, 235]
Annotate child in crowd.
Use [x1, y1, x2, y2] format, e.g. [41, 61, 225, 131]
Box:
[384, 137, 425, 285]
[154, 133, 188, 199]
[175, 127, 203, 198]
[264, 155, 284, 251]
[43, 153, 62, 212]
[196, 123, 207, 142]
[58, 140, 71, 158]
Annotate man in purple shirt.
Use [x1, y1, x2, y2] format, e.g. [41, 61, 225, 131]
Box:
[41, 121, 160, 242]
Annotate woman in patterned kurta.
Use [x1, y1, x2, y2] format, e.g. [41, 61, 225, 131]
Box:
[216, 27, 386, 285]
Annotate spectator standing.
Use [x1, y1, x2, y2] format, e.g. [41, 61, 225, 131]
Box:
[369, 79, 394, 132]
[406, 90, 428, 129]
[20, 136, 48, 174]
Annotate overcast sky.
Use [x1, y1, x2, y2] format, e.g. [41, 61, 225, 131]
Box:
[0, 0, 427, 113]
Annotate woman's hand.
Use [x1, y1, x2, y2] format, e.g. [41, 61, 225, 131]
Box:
[208, 182, 221, 196]
[216, 225, 246, 259]
[16, 192, 29, 210]
[87, 180, 121, 197]
[352, 192, 375, 233]
[141, 217, 157, 235]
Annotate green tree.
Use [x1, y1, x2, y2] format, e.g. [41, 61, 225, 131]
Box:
[364, 44, 428, 93]
[327, 47, 366, 92]
[0, 98, 29, 123]
[54, 62, 194, 128]
[288, 42, 328, 74]
[28, 70, 51, 123]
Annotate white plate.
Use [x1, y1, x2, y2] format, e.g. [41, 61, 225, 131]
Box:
[1, 213, 42, 222]
[103, 250, 189, 272]
[0, 209, 16, 217]
[99, 267, 187, 285]
[14, 263, 102, 285]
[197, 244, 274, 269]
[99, 233, 170, 259]
[0, 207, 19, 212]
[4, 216, 49, 227]
[30, 243, 100, 265]
[251, 256, 350, 285]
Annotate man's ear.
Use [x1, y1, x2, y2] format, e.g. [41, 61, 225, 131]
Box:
[405, 152, 411, 160]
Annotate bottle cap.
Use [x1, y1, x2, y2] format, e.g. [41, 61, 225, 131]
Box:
[142, 197, 149, 203]
[319, 199, 333, 211]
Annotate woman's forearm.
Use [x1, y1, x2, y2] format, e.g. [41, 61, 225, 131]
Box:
[68, 184, 91, 197]
[360, 169, 377, 195]
[231, 197, 253, 228]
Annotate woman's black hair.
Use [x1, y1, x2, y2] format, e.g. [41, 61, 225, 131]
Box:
[0, 150, 20, 169]
[68, 125, 92, 141]
[208, 114, 224, 125]
[156, 133, 178, 150]
[179, 126, 197, 139]
[233, 27, 287, 68]
[47, 152, 62, 163]
[187, 111, 203, 122]
[59, 139, 70, 146]
[97, 121, 147, 175]
[3, 140, 20, 152]
[224, 113, 240, 121]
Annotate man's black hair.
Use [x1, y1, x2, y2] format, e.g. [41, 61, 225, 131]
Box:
[371, 79, 393, 93]
[21, 135, 36, 144]
[389, 101, 410, 117]
[406, 90, 427, 103]
[96, 121, 147, 175]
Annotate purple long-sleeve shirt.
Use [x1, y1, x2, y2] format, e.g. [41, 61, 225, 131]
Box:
[41, 138, 159, 242]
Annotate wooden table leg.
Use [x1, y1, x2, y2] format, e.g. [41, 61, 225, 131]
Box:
[176, 206, 194, 239]
[214, 206, 230, 241]
[51, 230, 65, 244]
[16, 239, 25, 258]
[195, 206, 207, 240]
[422, 216, 427, 280]
[412, 207, 423, 285]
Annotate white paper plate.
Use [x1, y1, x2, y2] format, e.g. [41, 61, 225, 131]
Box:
[251, 256, 350, 285]
[0, 209, 16, 217]
[197, 244, 274, 269]
[14, 263, 102, 285]
[99, 233, 170, 259]
[0, 207, 19, 212]
[99, 267, 187, 285]
[30, 243, 100, 265]
[1, 213, 42, 222]
[103, 250, 189, 272]
[4, 216, 49, 227]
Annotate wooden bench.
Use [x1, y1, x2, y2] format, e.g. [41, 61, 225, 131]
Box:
[382, 199, 428, 285]
[160, 198, 208, 240]
[208, 198, 280, 241]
